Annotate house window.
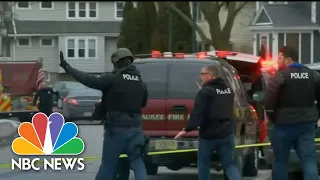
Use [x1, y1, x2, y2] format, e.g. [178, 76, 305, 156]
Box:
[88, 39, 96, 57]
[89, 2, 97, 18]
[40, 2, 53, 9]
[79, 2, 86, 17]
[40, 38, 53, 47]
[67, 39, 75, 58]
[18, 38, 31, 46]
[286, 33, 299, 61]
[17, 2, 30, 9]
[67, 2, 98, 19]
[78, 39, 85, 57]
[197, 42, 211, 51]
[66, 38, 97, 59]
[115, 2, 124, 19]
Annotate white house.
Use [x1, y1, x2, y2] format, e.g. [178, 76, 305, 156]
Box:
[249, 1, 320, 64]
[3, 1, 125, 81]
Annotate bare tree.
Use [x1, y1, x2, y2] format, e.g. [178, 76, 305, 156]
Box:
[165, 2, 248, 50]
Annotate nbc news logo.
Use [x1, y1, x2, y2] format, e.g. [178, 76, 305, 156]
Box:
[11, 113, 85, 171]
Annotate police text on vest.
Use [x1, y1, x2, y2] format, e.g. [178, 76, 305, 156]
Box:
[216, 88, 232, 95]
[290, 73, 309, 79]
[122, 74, 139, 81]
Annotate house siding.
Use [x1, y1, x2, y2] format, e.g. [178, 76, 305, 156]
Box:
[57, 36, 106, 73]
[104, 37, 117, 72]
[196, 2, 255, 53]
[301, 33, 311, 64]
[13, 1, 118, 21]
[14, 37, 58, 72]
[313, 31, 320, 63]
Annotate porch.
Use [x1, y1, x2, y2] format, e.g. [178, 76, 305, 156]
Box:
[249, 4, 320, 64]
[251, 31, 319, 65]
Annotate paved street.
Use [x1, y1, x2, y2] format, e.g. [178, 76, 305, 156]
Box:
[0, 120, 315, 180]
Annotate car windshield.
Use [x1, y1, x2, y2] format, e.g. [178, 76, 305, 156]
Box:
[68, 89, 102, 97]
[65, 82, 86, 90]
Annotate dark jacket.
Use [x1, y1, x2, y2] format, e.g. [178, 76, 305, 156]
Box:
[184, 78, 235, 139]
[262, 63, 320, 125]
[33, 87, 59, 115]
[62, 64, 148, 126]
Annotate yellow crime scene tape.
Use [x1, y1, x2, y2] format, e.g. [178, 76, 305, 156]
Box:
[0, 138, 319, 169]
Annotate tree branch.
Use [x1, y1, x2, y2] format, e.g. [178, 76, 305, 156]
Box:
[217, 2, 225, 10]
[165, 2, 212, 45]
[222, 2, 247, 36]
[235, 2, 248, 14]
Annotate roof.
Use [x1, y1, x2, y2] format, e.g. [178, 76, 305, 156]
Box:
[8, 20, 121, 35]
[250, 4, 319, 29]
[133, 52, 260, 64]
[133, 58, 218, 64]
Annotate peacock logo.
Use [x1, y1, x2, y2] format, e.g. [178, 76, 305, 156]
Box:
[12, 112, 85, 155]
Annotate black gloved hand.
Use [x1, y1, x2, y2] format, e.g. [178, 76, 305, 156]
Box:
[59, 51, 68, 68]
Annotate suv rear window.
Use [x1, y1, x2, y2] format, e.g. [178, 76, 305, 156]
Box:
[221, 66, 248, 105]
[134, 62, 167, 98]
[168, 62, 220, 99]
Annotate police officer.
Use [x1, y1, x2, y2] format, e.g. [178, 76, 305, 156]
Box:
[59, 48, 148, 180]
[33, 82, 60, 116]
[262, 46, 320, 180]
[174, 64, 241, 180]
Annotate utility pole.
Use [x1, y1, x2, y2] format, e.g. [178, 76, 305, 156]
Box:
[168, 9, 172, 52]
[192, 2, 197, 53]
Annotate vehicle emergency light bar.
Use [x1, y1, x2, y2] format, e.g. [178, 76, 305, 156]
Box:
[261, 60, 276, 67]
[149, 50, 238, 59]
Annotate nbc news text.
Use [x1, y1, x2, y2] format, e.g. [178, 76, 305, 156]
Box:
[11, 157, 85, 171]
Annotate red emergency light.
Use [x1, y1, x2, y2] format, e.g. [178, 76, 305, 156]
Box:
[196, 52, 207, 59]
[260, 60, 276, 67]
[175, 53, 184, 58]
[216, 51, 238, 58]
[151, 50, 161, 58]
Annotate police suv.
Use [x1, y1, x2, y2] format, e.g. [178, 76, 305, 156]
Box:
[132, 50, 269, 177]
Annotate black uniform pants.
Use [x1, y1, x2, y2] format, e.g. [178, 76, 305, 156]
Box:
[39, 108, 52, 116]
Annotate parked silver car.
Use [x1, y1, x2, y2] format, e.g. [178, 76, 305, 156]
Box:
[62, 88, 102, 120]
[52, 81, 87, 109]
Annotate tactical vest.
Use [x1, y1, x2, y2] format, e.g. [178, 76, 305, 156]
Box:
[209, 87, 235, 119]
[199, 86, 235, 139]
[105, 71, 145, 113]
[277, 67, 316, 108]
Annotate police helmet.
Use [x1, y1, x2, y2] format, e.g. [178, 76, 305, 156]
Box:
[111, 48, 133, 63]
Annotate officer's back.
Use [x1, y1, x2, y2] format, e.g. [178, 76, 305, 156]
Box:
[59, 48, 148, 180]
[105, 64, 146, 128]
[197, 78, 235, 139]
[262, 46, 319, 180]
[174, 65, 241, 180]
[33, 82, 59, 116]
[274, 65, 318, 124]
